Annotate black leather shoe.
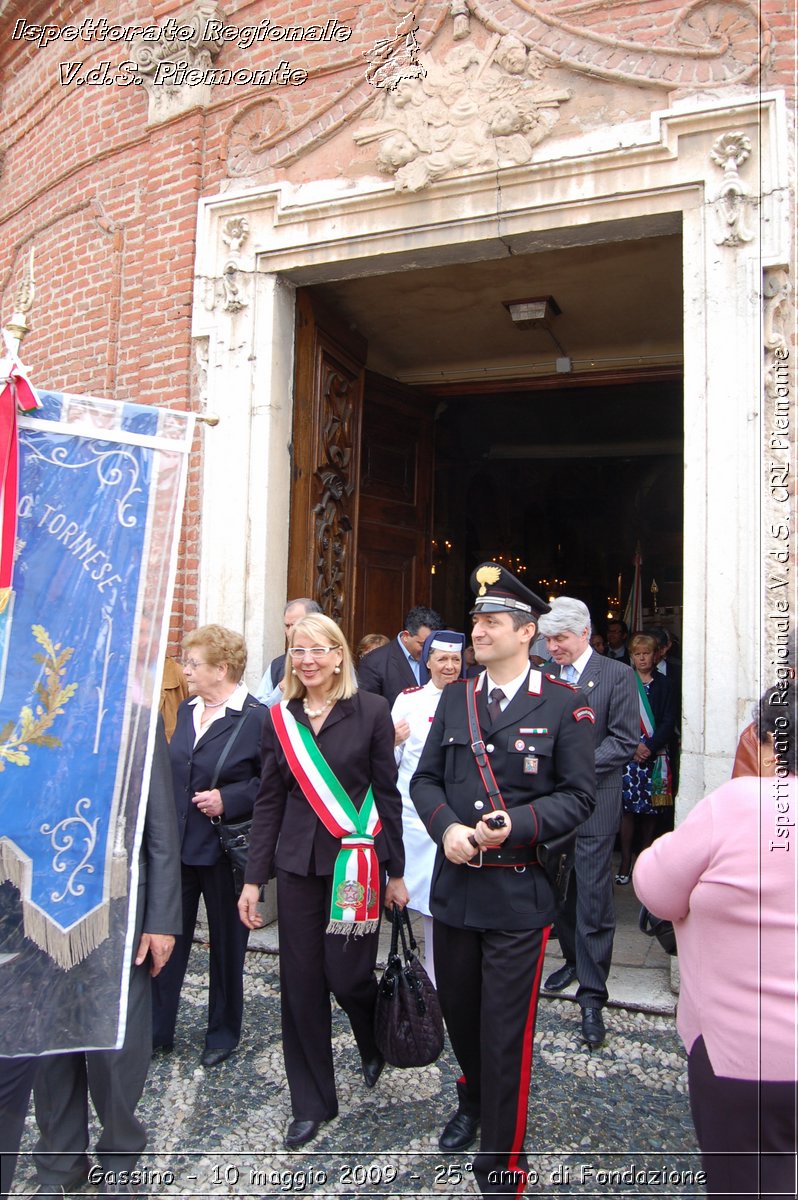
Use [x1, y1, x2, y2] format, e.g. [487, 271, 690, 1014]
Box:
[581, 1007, 606, 1049]
[284, 1119, 320, 1149]
[544, 963, 577, 992]
[438, 1111, 479, 1151]
[361, 1052, 385, 1089]
[201, 1046, 233, 1067]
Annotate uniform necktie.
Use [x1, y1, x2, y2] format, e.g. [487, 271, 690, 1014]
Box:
[487, 687, 505, 723]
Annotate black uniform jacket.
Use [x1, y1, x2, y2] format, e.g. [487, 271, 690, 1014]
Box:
[169, 694, 266, 867]
[410, 670, 596, 930]
[245, 690, 405, 885]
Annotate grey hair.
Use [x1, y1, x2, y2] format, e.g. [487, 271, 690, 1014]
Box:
[537, 596, 592, 638]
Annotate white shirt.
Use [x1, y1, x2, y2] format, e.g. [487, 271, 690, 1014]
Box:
[483, 665, 533, 710]
[561, 644, 593, 685]
[190, 680, 248, 746]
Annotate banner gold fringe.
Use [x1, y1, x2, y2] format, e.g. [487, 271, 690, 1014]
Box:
[1, 839, 112, 970]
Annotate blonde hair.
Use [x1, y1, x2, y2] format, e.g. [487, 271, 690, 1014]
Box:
[183, 624, 247, 682]
[629, 632, 657, 655]
[282, 614, 357, 702]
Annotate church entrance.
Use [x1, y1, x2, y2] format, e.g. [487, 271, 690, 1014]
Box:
[288, 232, 684, 654]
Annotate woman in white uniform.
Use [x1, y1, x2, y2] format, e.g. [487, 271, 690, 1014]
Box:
[391, 631, 464, 983]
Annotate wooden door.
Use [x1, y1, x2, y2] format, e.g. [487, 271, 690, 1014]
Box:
[288, 290, 366, 644]
[354, 372, 434, 647]
[288, 290, 434, 647]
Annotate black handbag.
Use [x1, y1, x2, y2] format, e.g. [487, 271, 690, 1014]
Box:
[639, 905, 677, 955]
[209, 708, 255, 895]
[374, 906, 444, 1068]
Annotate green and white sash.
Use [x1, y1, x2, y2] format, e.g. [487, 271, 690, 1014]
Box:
[271, 702, 382, 934]
[635, 676, 672, 806]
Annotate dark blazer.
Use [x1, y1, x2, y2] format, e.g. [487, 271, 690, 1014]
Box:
[571, 652, 639, 837]
[169, 694, 266, 866]
[245, 690, 405, 884]
[140, 718, 183, 936]
[642, 671, 677, 756]
[410, 670, 596, 931]
[268, 653, 287, 690]
[357, 638, 425, 708]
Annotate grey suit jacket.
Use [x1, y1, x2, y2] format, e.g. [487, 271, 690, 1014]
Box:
[573, 652, 639, 837]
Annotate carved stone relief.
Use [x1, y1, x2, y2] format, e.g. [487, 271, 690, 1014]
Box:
[710, 131, 754, 247]
[223, 0, 771, 183]
[355, 33, 569, 191]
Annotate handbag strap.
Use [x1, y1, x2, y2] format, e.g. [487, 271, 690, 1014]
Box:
[465, 677, 506, 812]
[209, 707, 253, 792]
[389, 904, 419, 961]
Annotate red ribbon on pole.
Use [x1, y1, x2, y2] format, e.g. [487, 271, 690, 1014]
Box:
[0, 336, 41, 608]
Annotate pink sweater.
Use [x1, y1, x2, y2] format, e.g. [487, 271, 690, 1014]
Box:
[634, 775, 798, 1081]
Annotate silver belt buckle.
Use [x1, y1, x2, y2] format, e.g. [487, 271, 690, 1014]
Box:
[465, 849, 483, 869]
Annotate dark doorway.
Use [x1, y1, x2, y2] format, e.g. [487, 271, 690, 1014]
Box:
[429, 375, 683, 641]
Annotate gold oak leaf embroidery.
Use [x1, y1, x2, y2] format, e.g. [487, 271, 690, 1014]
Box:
[0, 625, 78, 771]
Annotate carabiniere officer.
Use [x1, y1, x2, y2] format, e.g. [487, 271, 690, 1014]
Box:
[410, 563, 596, 1198]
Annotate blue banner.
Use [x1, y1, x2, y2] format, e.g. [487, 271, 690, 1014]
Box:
[0, 391, 193, 1054]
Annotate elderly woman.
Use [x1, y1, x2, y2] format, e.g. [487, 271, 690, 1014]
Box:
[238, 614, 407, 1150]
[616, 631, 677, 884]
[152, 625, 266, 1067]
[391, 630, 464, 982]
[634, 682, 797, 1198]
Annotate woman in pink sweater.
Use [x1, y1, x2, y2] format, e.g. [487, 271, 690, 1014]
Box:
[634, 683, 797, 1199]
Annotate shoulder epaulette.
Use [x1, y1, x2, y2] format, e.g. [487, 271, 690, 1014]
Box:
[401, 684, 425, 695]
[545, 672, 578, 690]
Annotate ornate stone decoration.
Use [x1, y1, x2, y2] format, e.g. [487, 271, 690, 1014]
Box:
[363, 11, 426, 91]
[227, 100, 288, 177]
[223, 0, 770, 181]
[710, 131, 754, 246]
[763, 267, 789, 355]
[220, 216, 250, 313]
[130, 1, 226, 124]
[355, 34, 569, 191]
[312, 370, 357, 625]
[763, 267, 790, 414]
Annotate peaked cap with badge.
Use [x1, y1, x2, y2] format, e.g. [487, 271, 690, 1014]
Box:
[469, 562, 551, 619]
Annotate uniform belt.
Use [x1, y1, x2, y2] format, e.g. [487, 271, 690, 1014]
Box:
[466, 847, 540, 870]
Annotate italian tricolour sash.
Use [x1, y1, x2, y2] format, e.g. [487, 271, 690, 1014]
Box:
[635, 675, 672, 806]
[271, 702, 382, 935]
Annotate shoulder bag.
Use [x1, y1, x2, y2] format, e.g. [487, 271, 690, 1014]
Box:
[638, 905, 677, 955]
[210, 706, 256, 894]
[374, 905, 444, 1068]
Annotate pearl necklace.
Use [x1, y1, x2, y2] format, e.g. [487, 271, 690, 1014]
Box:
[303, 696, 334, 719]
[203, 694, 233, 710]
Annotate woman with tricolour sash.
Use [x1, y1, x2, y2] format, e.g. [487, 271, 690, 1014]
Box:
[238, 613, 408, 1150]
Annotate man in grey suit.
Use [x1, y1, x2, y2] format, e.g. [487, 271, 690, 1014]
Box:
[32, 721, 182, 1199]
[537, 598, 639, 1049]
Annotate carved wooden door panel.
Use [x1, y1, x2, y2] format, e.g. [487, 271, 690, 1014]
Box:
[288, 291, 434, 647]
[288, 290, 366, 644]
[354, 372, 434, 647]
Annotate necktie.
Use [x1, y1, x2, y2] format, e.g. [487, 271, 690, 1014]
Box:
[487, 687, 505, 724]
[562, 664, 577, 683]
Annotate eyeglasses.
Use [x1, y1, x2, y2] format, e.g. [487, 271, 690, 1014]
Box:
[288, 646, 337, 660]
[182, 658, 208, 670]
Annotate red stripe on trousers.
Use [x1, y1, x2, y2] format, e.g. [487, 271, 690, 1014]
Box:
[508, 925, 551, 1196]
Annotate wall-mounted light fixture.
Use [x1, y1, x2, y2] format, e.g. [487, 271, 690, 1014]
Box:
[502, 295, 572, 373]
